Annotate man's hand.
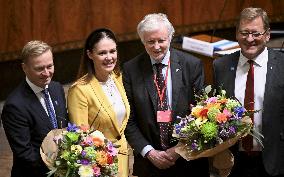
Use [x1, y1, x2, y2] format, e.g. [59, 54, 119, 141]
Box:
[166, 147, 180, 162]
[146, 149, 175, 169]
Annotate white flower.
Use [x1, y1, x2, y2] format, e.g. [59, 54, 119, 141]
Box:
[78, 165, 94, 177]
[195, 117, 207, 128]
[90, 130, 105, 141]
[70, 145, 82, 155]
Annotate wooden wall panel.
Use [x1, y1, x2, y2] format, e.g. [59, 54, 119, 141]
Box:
[0, 0, 283, 61]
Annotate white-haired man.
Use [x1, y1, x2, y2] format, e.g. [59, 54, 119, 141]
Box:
[123, 13, 209, 177]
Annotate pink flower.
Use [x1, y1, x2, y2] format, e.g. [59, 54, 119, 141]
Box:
[206, 97, 218, 103]
[93, 166, 101, 176]
[107, 142, 118, 156]
[223, 109, 232, 117]
[80, 125, 90, 132]
[81, 136, 94, 146]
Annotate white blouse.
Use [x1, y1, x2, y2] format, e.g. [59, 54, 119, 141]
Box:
[99, 77, 126, 127]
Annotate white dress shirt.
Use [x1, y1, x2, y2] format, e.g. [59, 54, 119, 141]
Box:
[235, 48, 268, 151]
[25, 77, 56, 117]
[141, 50, 172, 157]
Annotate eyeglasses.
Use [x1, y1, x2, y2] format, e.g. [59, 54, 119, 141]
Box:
[239, 29, 269, 39]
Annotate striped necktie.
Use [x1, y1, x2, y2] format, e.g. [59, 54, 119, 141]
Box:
[42, 88, 58, 129]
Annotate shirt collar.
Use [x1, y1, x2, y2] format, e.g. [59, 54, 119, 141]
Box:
[25, 77, 48, 94]
[239, 47, 268, 67]
[150, 50, 170, 66]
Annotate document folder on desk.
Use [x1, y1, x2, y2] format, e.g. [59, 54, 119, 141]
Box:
[182, 35, 239, 57]
[213, 40, 239, 51]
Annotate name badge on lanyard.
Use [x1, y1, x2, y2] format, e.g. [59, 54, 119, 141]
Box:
[154, 59, 172, 123]
[157, 110, 172, 122]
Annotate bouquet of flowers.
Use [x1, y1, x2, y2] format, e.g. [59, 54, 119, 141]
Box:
[40, 123, 118, 177]
[173, 86, 260, 177]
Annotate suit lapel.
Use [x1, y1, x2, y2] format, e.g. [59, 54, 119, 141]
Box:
[24, 82, 54, 130]
[263, 50, 277, 106]
[226, 53, 239, 97]
[112, 75, 130, 135]
[89, 75, 120, 135]
[48, 83, 66, 128]
[141, 56, 158, 113]
[170, 51, 182, 111]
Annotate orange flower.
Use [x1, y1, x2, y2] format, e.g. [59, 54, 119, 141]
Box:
[91, 130, 105, 146]
[216, 113, 228, 123]
[93, 137, 104, 146]
[96, 151, 108, 166]
[206, 103, 221, 110]
[191, 106, 203, 118]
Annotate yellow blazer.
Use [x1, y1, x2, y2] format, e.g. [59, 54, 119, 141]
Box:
[67, 73, 130, 177]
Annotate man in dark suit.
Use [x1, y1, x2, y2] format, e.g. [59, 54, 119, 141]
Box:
[213, 8, 284, 177]
[123, 13, 209, 177]
[1, 40, 68, 177]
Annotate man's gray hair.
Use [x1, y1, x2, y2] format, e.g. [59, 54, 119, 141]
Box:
[237, 7, 270, 30]
[21, 40, 52, 63]
[137, 13, 175, 42]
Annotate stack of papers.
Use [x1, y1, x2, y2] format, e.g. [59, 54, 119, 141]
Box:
[182, 36, 240, 57]
[212, 40, 239, 51]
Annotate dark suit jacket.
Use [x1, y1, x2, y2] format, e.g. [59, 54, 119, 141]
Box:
[213, 49, 284, 176]
[123, 48, 209, 177]
[1, 80, 68, 177]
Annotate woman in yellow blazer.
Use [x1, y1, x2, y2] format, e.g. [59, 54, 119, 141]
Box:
[67, 28, 130, 177]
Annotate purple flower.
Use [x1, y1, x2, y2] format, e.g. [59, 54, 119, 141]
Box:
[107, 142, 118, 156]
[234, 107, 245, 118]
[228, 126, 236, 135]
[174, 124, 182, 134]
[218, 124, 230, 139]
[218, 124, 237, 139]
[67, 123, 78, 132]
[81, 150, 86, 157]
[229, 114, 238, 120]
[191, 142, 198, 150]
[80, 159, 90, 165]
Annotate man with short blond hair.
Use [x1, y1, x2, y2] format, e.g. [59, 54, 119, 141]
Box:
[1, 40, 68, 177]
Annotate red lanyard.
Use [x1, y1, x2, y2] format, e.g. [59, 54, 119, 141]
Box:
[153, 59, 170, 107]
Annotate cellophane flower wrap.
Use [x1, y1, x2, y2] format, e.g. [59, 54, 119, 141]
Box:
[40, 123, 119, 177]
[173, 86, 253, 161]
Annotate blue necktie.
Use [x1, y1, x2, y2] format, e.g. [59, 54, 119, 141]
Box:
[42, 88, 58, 128]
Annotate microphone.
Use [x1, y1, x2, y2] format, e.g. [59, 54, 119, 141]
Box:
[210, 0, 228, 43]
